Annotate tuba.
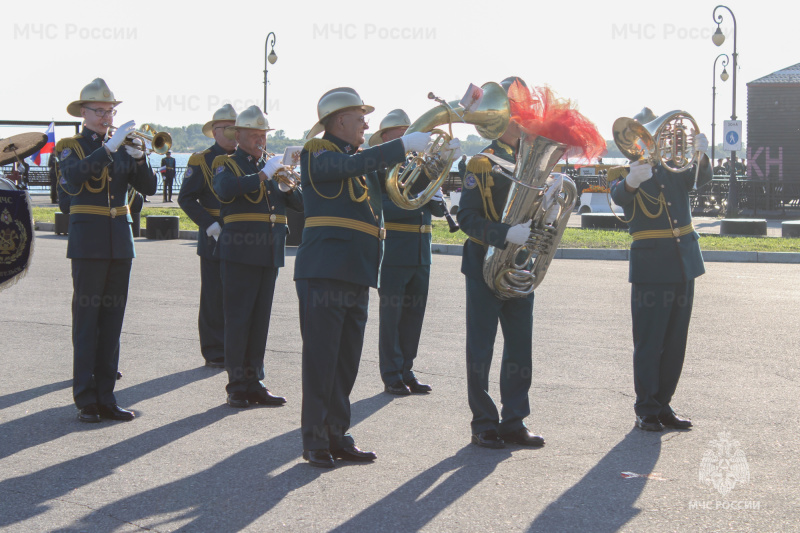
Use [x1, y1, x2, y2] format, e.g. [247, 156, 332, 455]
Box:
[612, 110, 699, 173]
[385, 82, 510, 210]
[482, 132, 577, 299]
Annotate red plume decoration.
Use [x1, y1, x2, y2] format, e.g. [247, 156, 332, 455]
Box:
[508, 81, 605, 161]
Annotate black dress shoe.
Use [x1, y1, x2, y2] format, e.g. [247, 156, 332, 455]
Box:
[404, 378, 432, 393]
[116, 371, 122, 380]
[384, 381, 411, 395]
[248, 388, 286, 406]
[500, 427, 545, 447]
[226, 392, 250, 408]
[205, 357, 224, 369]
[658, 411, 693, 429]
[331, 445, 377, 462]
[636, 415, 664, 432]
[98, 404, 135, 421]
[303, 449, 335, 468]
[78, 404, 101, 423]
[471, 430, 505, 449]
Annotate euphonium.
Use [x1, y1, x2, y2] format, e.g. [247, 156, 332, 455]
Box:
[386, 82, 510, 210]
[105, 124, 173, 155]
[612, 110, 700, 173]
[482, 132, 577, 300]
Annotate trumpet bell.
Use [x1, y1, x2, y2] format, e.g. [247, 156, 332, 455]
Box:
[273, 167, 301, 191]
[106, 124, 173, 155]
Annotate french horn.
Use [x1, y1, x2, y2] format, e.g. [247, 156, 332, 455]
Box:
[612, 110, 699, 173]
[385, 82, 510, 210]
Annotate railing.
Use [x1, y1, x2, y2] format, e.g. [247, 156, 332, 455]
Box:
[1, 164, 190, 195]
[8, 164, 800, 216]
[700, 177, 800, 216]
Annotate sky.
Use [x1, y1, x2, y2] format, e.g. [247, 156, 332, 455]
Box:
[1, 0, 796, 153]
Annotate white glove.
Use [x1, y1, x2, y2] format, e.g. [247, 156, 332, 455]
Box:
[444, 138, 463, 160]
[431, 188, 444, 203]
[124, 137, 145, 160]
[401, 132, 431, 153]
[505, 220, 532, 245]
[206, 221, 221, 241]
[105, 120, 136, 153]
[260, 155, 283, 180]
[625, 160, 653, 189]
[542, 175, 563, 225]
[693, 132, 709, 153]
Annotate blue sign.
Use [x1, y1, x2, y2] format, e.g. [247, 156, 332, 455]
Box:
[723, 120, 742, 151]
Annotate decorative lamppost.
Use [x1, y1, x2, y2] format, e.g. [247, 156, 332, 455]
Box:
[712, 5, 738, 217]
[711, 53, 730, 166]
[263, 32, 277, 114]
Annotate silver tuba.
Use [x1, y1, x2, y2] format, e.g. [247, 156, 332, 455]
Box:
[482, 132, 577, 300]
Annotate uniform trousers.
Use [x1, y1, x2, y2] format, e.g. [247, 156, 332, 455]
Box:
[221, 260, 278, 394]
[71, 258, 132, 408]
[198, 256, 224, 362]
[378, 264, 430, 386]
[162, 177, 174, 201]
[631, 281, 694, 416]
[296, 278, 368, 451]
[465, 276, 534, 435]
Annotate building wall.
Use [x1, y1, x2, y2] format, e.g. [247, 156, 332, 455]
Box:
[747, 84, 800, 180]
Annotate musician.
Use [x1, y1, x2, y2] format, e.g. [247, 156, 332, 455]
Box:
[295, 88, 439, 468]
[177, 104, 237, 368]
[212, 105, 302, 409]
[609, 108, 711, 432]
[57, 78, 157, 422]
[161, 150, 177, 202]
[370, 109, 446, 395]
[713, 158, 728, 175]
[457, 76, 545, 449]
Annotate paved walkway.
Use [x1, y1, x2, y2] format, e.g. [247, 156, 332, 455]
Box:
[0, 236, 796, 531]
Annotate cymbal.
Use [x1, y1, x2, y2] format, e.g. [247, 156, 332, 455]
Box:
[0, 132, 48, 166]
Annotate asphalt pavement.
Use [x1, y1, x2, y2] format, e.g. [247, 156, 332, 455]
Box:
[0, 233, 797, 532]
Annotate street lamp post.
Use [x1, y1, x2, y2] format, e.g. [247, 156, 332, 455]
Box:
[263, 32, 277, 114]
[711, 53, 730, 166]
[712, 5, 738, 217]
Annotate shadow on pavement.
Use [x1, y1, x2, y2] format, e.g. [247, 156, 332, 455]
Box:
[0, 366, 215, 462]
[528, 428, 663, 533]
[0, 405, 235, 529]
[330, 445, 513, 532]
[0, 379, 71, 411]
[46, 393, 393, 532]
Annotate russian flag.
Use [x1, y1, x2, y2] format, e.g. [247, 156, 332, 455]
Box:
[30, 122, 55, 166]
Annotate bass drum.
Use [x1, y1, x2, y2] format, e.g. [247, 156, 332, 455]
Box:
[0, 176, 20, 190]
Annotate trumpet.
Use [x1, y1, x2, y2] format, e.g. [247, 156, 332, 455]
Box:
[259, 149, 301, 191]
[105, 123, 172, 155]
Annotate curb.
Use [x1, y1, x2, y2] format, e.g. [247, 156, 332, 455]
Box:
[35, 226, 800, 264]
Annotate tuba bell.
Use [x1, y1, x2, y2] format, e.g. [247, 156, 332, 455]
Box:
[482, 132, 577, 299]
[385, 82, 510, 210]
[612, 110, 700, 173]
